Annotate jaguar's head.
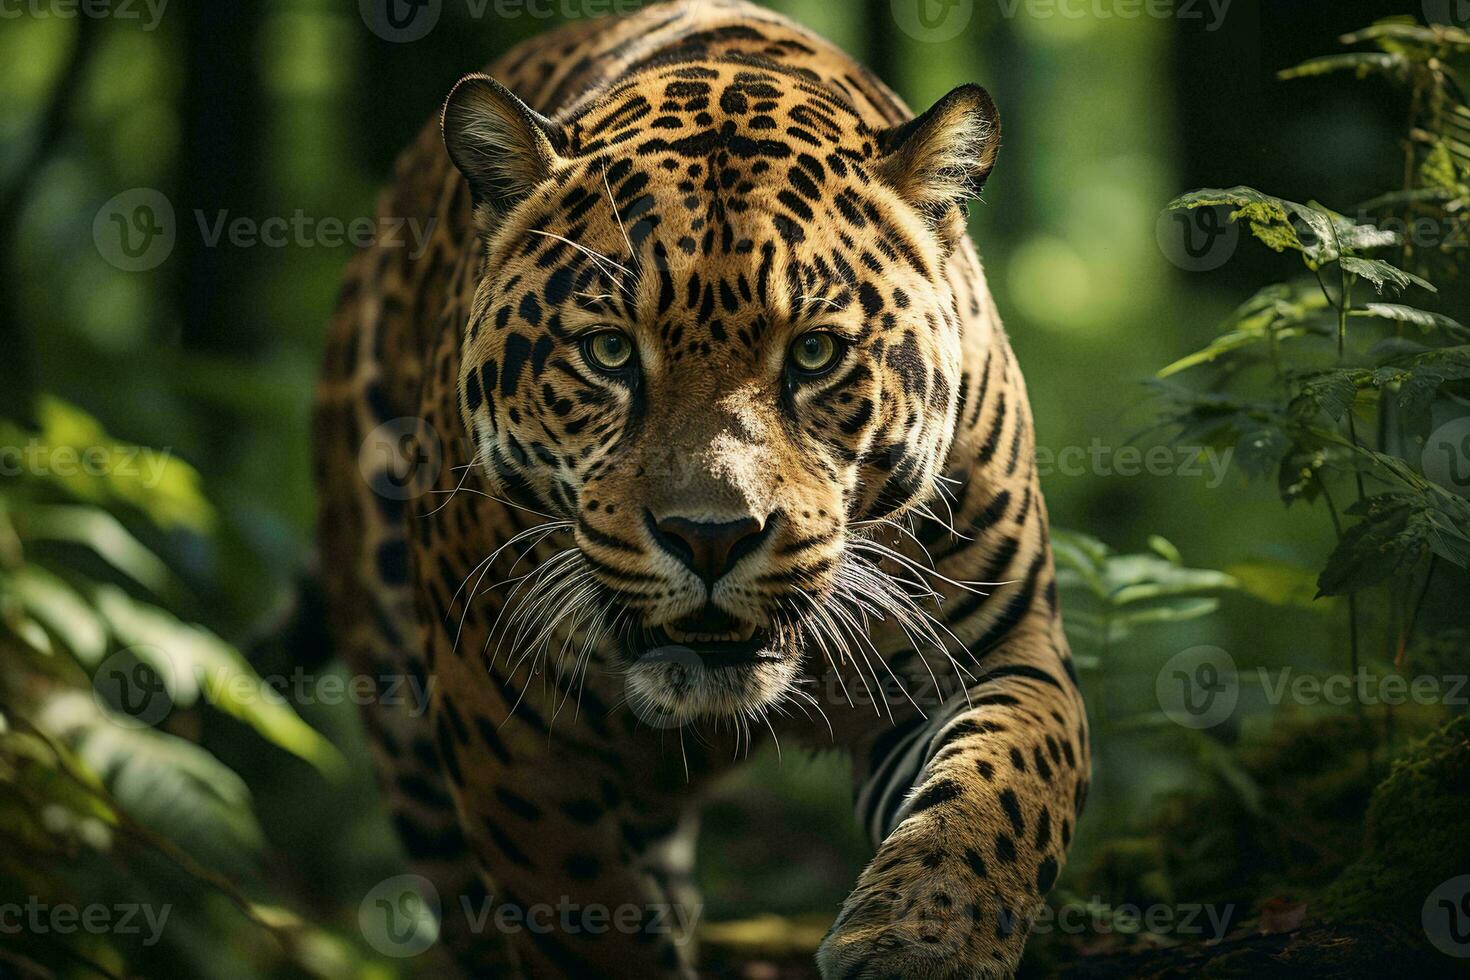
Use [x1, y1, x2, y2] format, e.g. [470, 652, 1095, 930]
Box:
[444, 65, 999, 725]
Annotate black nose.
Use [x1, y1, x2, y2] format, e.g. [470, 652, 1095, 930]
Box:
[647, 512, 770, 586]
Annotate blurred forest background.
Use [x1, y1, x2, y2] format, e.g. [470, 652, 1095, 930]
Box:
[2, 0, 1469, 977]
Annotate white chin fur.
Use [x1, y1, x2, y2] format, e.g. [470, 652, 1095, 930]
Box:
[623, 656, 801, 728]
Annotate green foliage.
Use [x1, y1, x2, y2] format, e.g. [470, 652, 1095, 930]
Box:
[1295, 20, 1470, 277]
[1166, 188, 1400, 266]
[0, 401, 355, 976]
[1156, 281, 1334, 378]
[2, 396, 215, 533]
[1317, 488, 1470, 595]
[1159, 18, 1470, 627]
[1111, 23, 1470, 946]
[1054, 531, 1236, 663]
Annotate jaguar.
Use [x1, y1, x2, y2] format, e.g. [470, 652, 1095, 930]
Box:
[314, 0, 1089, 975]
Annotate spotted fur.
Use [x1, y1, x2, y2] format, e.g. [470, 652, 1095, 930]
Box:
[314, 2, 1088, 977]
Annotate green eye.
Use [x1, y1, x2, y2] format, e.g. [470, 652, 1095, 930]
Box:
[584, 330, 634, 372]
[789, 332, 842, 375]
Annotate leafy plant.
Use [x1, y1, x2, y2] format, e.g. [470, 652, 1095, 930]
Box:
[0, 399, 361, 977]
[1054, 531, 1236, 669]
[1053, 533, 1249, 802]
[1157, 17, 1470, 712]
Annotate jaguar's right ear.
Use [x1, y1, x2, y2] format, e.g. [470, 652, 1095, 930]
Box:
[442, 74, 568, 219]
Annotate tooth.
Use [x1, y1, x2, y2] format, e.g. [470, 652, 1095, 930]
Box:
[660, 622, 760, 645]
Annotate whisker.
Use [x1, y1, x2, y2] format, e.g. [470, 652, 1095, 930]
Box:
[795, 293, 844, 311]
[842, 555, 976, 709]
[601, 162, 644, 278]
[525, 229, 635, 295]
[808, 592, 889, 719]
[788, 686, 833, 739]
[849, 535, 1001, 597]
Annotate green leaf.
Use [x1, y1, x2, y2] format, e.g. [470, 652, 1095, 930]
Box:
[1394, 346, 1470, 432]
[1418, 140, 1463, 194]
[1278, 51, 1409, 82]
[1109, 566, 1237, 605]
[1054, 530, 1235, 656]
[1284, 356, 1468, 432]
[1157, 327, 1318, 378]
[1052, 530, 1111, 594]
[1339, 256, 1435, 295]
[1111, 597, 1221, 626]
[1328, 216, 1402, 254]
[1158, 281, 1333, 378]
[20, 505, 173, 592]
[7, 615, 54, 655]
[1225, 559, 1327, 609]
[10, 567, 108, 664]
[1167, 188, 1397, 267]
[1147, 535, 1182, 564]
[20, 397, 215, 533]
[1339, 21, 1470, 50]
[1156, 329, 1291, 378]
[37, 691, 266, 863]
[92, 586, 343, 775]
[1147, 385, 1305, 482]
[1353, 304, 1470, 340]
[1168, 187, 1325, 260]
[1290, 368, 1381, 422]
[1317, 489, 1470, 595]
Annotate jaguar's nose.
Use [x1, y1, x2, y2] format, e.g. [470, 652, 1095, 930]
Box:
[647, 512, 772, 587]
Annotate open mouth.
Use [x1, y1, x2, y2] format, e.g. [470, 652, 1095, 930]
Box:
[625, 606, 780, 669]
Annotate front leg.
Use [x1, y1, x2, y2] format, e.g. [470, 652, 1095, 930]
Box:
[818, 638, 1089, 978]
[424, 685, 704, 980]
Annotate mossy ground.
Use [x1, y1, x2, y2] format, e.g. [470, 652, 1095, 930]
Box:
[1320, 714, 1470, 927]
[1022, 706, 1467, 975]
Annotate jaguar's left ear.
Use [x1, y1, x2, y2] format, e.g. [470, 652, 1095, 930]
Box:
[875, 84, 1000, 226]
[442, 73, 569, 221]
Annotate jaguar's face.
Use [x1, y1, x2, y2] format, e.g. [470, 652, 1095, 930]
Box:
[445, 68, 999, 724]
